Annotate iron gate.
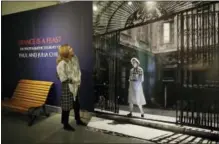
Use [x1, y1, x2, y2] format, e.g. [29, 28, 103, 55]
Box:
[176, 2, 219, 130]
[93, 32, 120, 113]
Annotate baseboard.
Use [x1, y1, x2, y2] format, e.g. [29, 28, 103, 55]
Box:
[45, 104, 62, 113]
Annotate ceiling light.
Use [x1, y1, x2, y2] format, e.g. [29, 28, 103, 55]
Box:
[93, 5, 98, 11]
[145, 1, 156, 10]
[146, 1, 155, 5]
[128, 1, 132, 6]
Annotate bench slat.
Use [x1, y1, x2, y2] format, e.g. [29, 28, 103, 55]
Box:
[18, 83, 50, 89]
[16, 84, 50, 91]
[13, 93, 48, 101]
[17, 82, 51, 87]
[2, 103, 28, 112]
[10, 98, 43, 107]
[2, 100, 41, 108]
[12, 97, 44, 105]
[19, 80, 53, 86]
[14, 90, 49, 98]
[12, 94, 46, 102]
[13, 95, 46, 102]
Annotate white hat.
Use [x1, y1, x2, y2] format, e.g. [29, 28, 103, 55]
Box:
[131, 57, 140, 65]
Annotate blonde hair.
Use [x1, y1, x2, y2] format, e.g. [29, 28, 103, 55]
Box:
[56, 55, 62, 65]
[56, 44, 70, 65]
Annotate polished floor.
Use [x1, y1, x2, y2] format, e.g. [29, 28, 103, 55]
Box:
[1, 110, 151, 144]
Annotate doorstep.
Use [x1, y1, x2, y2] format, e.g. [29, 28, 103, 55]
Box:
[95, 108, 176, 123]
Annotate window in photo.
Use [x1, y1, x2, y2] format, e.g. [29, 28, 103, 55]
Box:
[163, 22, 170, 44]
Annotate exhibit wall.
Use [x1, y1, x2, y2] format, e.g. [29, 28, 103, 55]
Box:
[2, 1, 94, 111]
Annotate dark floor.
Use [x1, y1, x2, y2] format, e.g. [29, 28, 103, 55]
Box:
[1, 109, 153, 144]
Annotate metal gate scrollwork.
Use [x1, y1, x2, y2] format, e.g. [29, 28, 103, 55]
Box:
[176, 2, 219, 131]
[93, 32, 120, 113]
[177, 3, 219, 86]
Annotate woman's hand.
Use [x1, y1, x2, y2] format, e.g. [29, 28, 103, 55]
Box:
[68, 79, 73, 84]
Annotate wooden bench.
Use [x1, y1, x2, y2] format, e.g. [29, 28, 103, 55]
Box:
[2, 79, 53, 126]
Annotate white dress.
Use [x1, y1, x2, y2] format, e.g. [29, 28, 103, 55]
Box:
[128, 67, 146, 106]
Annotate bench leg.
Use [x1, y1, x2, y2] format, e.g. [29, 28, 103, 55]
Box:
[27, 105, 50, 126]
[43, 105, 50, 117]
[27, 108, 39, 126]
[28, 115, 37, 126]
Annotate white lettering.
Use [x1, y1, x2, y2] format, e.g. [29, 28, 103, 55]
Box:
[19, 53, 28, 58]
[19, 45, 60, 58]
[44, 53, 48, 57]
[49, 52, 58, 57]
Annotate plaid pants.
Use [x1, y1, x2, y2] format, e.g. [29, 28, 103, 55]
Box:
[60, 82, 74, 111]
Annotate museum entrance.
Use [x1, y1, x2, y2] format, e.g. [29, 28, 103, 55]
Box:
[93, 27, 159, 115]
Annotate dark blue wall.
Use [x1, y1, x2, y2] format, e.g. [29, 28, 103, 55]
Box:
[2, 2, 94, 111]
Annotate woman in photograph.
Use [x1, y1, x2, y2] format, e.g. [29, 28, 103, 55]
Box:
[127, 57, 146, 118]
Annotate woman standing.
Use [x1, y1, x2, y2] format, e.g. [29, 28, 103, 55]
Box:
[127, 57, 146, 118]
[68, 46, 86, 126]
[56, 45, 75, 131]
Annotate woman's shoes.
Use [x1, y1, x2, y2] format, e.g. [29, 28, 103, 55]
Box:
[76, 120, 87, 126]
[63, 124, 75, 131]
[127, 113, 132, 117]
[127, 113, 144, 118]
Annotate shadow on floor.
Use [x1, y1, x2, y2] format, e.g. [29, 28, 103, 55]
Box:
[2, 109, 152, 144]
[108, 120, 129, 125]
[150, 133, 216, 144]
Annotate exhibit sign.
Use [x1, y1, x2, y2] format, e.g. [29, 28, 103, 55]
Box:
[2, 1, 94, 111]
[18, 36, 62, 58]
